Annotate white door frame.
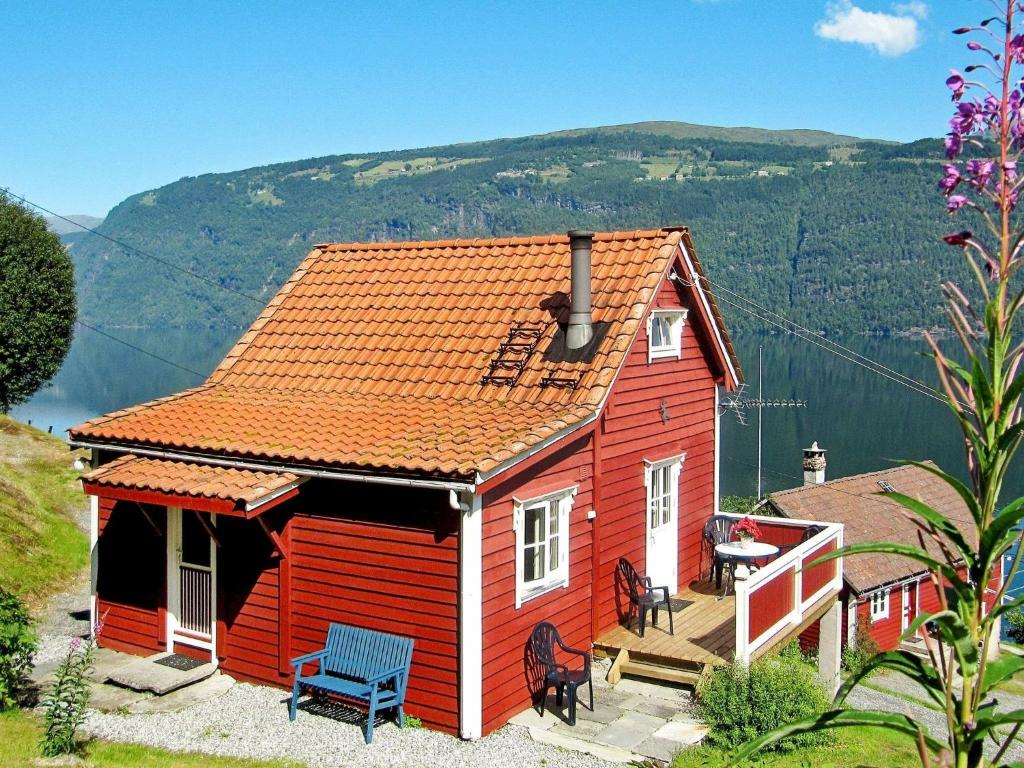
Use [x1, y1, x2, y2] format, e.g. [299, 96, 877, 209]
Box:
[165, 507, 217, 661]
[901, 582, 917, 635]
[644, 453, 684, 594]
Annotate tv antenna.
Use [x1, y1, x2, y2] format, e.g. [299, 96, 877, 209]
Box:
[719, 346, 808, 499]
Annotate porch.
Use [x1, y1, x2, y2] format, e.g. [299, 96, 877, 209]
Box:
[594, 513, 845, 684]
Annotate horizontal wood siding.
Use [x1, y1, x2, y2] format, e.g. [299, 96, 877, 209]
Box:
[480, 436, 594, 736]
[95, 498, 164, 655]
[218, 513, 286, 686]
[862, 587, 904, 651]
[596, 273, 720, 635]
[288, 483, 460, 734]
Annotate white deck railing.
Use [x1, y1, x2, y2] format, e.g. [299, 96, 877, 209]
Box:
[719, 513, 844, 663]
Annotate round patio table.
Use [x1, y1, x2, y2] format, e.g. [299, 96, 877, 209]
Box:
[714, 541, 780, 597]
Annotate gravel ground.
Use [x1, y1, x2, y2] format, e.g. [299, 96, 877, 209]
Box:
[846, 680, 1024, 763]
[83, 682, 617, 768]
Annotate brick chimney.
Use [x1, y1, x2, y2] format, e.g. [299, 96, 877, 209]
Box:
[803, 441, 827, 486]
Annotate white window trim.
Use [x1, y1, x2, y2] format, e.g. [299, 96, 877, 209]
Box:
[870, 589, 890, 622]
[647, 309, 688, 363]
[644, 453, 685, 529]
[513, 486, 577, 609]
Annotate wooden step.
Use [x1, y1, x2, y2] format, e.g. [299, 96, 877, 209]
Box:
[619, 659, 701, 687]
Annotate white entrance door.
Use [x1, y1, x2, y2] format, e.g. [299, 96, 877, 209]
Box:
[901, 583, 918, 636]
[645, 457, 682, 594]
[166, 507, 217, 659]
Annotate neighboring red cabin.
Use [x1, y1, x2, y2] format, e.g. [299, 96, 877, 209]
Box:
[70, 228, 743, 738]
[767, 462, 1004, 655]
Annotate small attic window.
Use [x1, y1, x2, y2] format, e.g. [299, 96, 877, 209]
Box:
[878, 480, 896, 493]
[648, 310, 688, 363]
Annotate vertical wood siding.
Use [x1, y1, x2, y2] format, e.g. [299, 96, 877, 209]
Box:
[95, 499, 165, 655]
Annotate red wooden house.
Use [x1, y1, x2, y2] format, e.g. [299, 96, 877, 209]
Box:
[70, 227, 839, 738]
[768, 459, 1004, 654]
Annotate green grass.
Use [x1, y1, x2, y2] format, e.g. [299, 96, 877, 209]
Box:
[354, 156, 486, 184]
[1, 709, 300, 767]
[673, 726, 924, 768]
[0, 415, 89, 606]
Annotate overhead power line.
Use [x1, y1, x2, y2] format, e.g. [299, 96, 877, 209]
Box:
[6, 190, 265, 305]
[10, 187, 952, 405]
[75, 320, 206, 380]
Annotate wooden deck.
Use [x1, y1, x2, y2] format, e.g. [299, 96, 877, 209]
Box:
[593, 580, 735, 670]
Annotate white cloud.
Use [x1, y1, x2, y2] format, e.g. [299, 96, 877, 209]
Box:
[893, 1, 928, 19]
[814, 1, 924, 57]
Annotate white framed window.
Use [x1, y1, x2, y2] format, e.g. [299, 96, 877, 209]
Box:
[870, 589, 890, 622]
[645, 455, 682, 529]
[513, 487, 576, 608]
[647, 309, 688, 362]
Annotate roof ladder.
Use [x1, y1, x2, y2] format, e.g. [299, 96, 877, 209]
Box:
[481, 323, 545, 387]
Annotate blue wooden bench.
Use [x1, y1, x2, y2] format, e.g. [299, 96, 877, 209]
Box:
[289, 623, 415, 743]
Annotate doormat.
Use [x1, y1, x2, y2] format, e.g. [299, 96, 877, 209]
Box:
[154, 653, 207, 672]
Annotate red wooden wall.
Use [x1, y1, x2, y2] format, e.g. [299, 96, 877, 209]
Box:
[95, 499, 165, 655]
[287, 487, 460, 733]
[479, 435, 595, 735]
[594, 270, 720, 635]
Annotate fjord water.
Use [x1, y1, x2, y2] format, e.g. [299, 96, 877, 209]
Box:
[12, 327, 1023, 501]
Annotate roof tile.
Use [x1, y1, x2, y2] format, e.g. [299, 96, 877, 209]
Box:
[71, 229, 738, 480]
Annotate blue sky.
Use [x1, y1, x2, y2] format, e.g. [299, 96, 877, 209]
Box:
[2, 1, 970, 215]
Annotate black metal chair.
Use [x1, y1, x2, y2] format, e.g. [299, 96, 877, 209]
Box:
[775, 525, 825, 557]
[618, 558, 674, 638]
[703, 515, 737, 588]
[528, 621, 592, 726]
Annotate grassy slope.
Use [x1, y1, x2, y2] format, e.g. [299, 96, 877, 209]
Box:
[674, 726, 923, 767]
[547, 120, 870, 146]
[0, 414, 89, 605]
[1, 710, 299, 768]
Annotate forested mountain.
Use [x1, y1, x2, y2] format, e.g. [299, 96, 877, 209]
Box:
[67, 122, 957, 334]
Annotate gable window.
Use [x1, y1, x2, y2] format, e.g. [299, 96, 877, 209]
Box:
[514, 487, 576, 608]
[647, 310, 688, 362]
[870, 589, 890, 622]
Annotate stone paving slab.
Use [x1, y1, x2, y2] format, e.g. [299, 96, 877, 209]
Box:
[593, 711, 664, 750]
[108, 652, 216, 695]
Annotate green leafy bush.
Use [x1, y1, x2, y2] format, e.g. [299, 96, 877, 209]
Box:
[1005, 607, 1024, 644]
[841, 615, 881, 675]
[0, 587, 37, 710]
[40, 638, 94, 756]
[696, 654, 833, 753]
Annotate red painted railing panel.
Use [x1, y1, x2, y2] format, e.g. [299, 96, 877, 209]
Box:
[748, 566, 796, 643]
[801, 539, 837, 602]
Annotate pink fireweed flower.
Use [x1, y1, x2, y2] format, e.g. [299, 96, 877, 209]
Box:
[947, 194, 969, 211]
[946, 133, 963, 159]
[939, 164, 962, 194]
[967, 159, 994, 188]
[70, 637, 82, 651]
[947, 70, 966, 100]
[1004, 161, 1018, 182]
[943, 230, 973, 246]
[1011, 33, 1024, 63]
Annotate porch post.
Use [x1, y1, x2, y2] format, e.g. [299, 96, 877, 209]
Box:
[818, 600, 842, 695]
[458, 493, 483, 739]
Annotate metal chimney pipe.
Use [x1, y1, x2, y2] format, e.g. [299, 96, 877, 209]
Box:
[566, 230, 594, 350]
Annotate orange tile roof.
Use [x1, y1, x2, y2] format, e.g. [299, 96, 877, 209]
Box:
[82, 454, 300, 506]
[70, 229, 739, 480]
[768, 463, 977, 593]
